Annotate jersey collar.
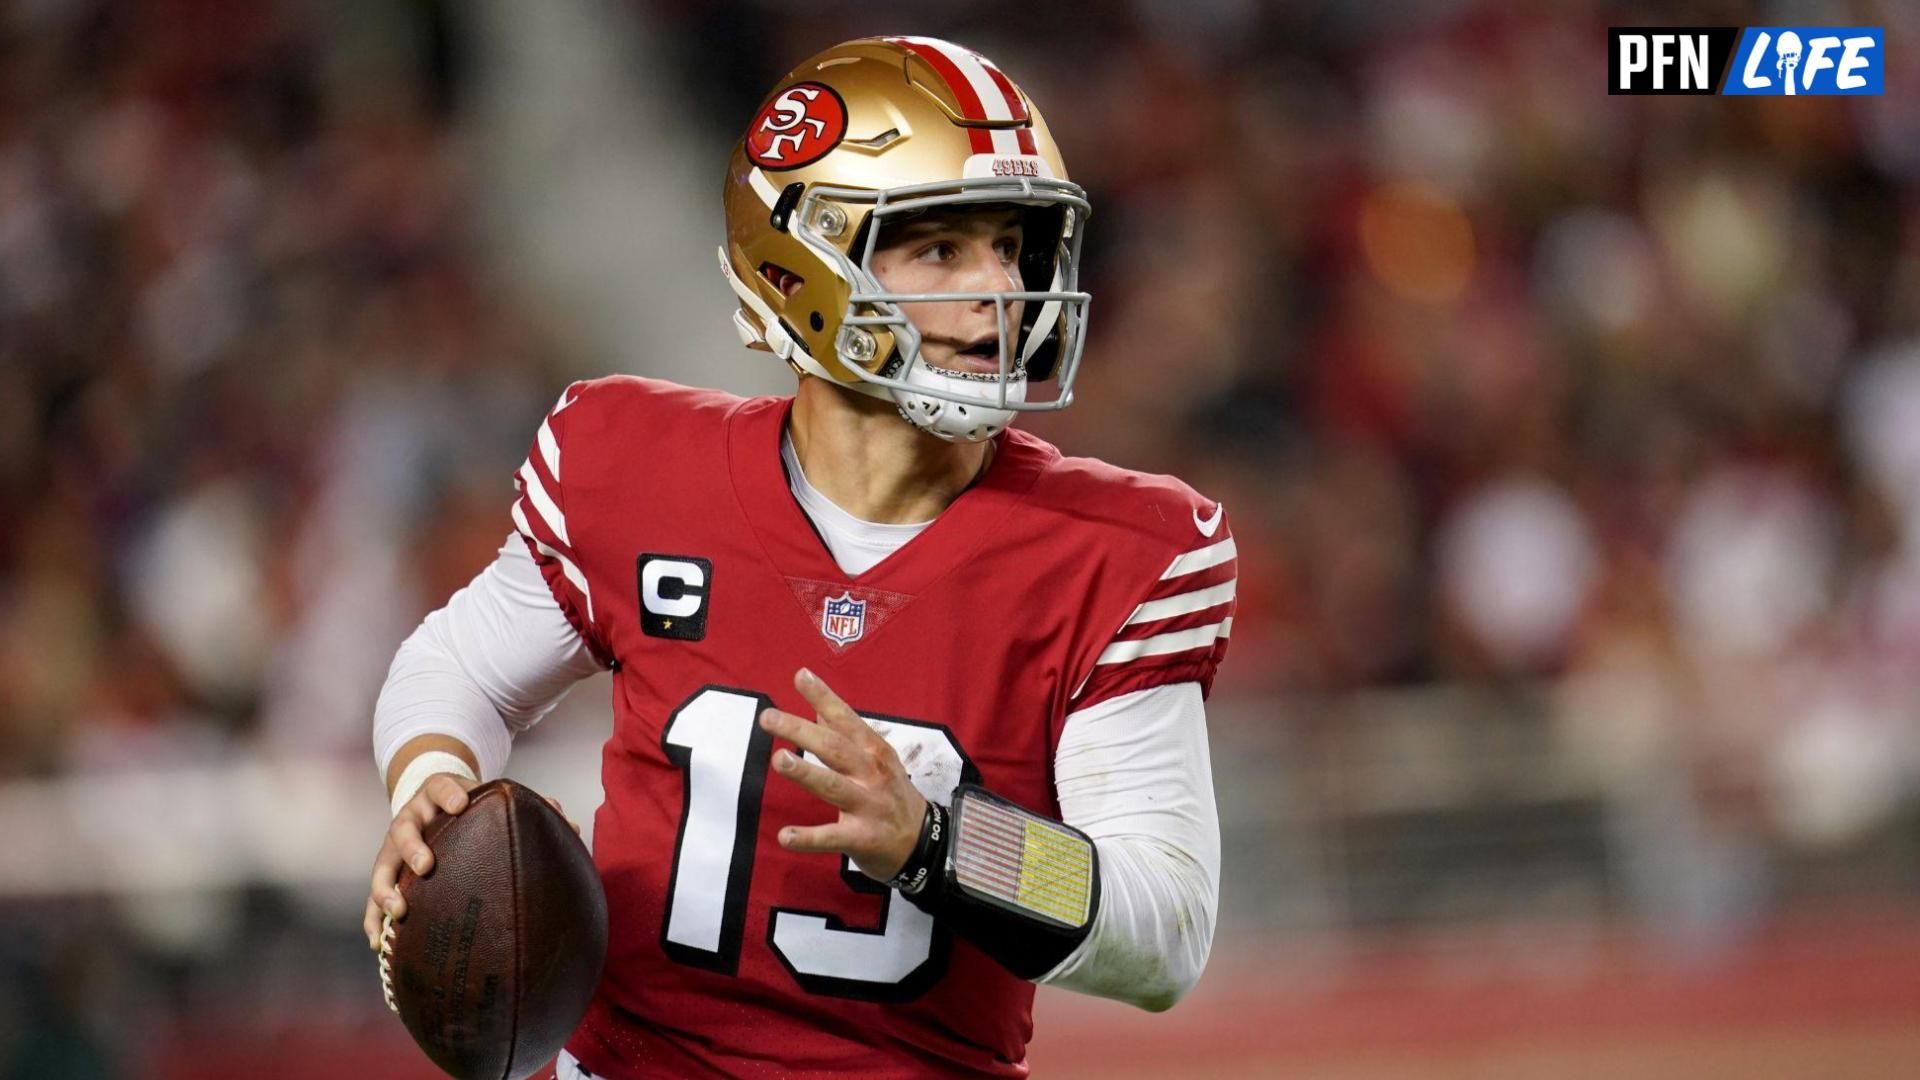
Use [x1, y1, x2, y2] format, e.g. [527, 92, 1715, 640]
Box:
[726, 393, 1049, 597]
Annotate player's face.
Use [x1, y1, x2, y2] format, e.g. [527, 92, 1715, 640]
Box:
[870, 209, 1025, 376]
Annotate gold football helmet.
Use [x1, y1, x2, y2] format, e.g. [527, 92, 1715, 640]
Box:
[720, 36, 1091, 441]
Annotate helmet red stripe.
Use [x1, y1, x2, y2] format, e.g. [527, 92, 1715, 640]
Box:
[979, 60, 1032, 123]
[893, 38, 988, 119]
[891, 38, 995, 153]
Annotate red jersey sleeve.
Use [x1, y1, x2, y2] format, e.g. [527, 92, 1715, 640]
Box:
[512, 381, 616, 668]
[1068, 501, 1237, 712]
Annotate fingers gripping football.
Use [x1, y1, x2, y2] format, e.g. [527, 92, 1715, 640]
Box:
[760, 668, 928, 883]
[364, 774, 583, 949]
[365, 772, 477, 948]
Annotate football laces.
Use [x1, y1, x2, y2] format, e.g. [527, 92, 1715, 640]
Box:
[379, 913, 399, 1015]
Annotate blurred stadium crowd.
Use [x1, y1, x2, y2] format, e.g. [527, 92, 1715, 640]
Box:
[0, 0, 575, 778]
[2, 0, 1918, 1076]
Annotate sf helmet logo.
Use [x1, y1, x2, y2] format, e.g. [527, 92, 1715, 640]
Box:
[746, 82, 847, 169]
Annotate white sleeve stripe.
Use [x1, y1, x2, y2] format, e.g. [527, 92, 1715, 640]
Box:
[1096, 621, 1226, 665]
[516, 461, 570, 546]
[536, 418, 561, 480]
[1160, 536, 1236, 580]
[512, 501, 594, 621]
[1123, 579, 1236, 627]
[1069, 618, 1227, 699]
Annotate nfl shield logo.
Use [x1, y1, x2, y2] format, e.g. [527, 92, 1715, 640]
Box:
[820, 592, 866, 646]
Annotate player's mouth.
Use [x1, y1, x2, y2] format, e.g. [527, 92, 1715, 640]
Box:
[943, 336, 1006, 375]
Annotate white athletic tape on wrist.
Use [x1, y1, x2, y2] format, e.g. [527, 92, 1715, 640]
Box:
[389, 750, 479, 819]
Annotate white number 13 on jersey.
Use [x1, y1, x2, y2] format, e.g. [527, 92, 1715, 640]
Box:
[659, 685, 974, 1000]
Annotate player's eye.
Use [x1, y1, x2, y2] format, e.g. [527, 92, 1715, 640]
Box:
[994, 236, 1021, 263]
[916, 241, 956, 263]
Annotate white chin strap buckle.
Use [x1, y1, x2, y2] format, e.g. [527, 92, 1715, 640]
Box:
[732, 310, 762, 350]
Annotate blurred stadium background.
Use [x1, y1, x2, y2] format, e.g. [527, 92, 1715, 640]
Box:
[3, 1, 1919, 1076]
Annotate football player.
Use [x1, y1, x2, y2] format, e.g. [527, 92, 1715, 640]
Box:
[365, 36, 1235, 1079]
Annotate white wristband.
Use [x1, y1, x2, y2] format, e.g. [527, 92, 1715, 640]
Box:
[390, 750, 480, 818]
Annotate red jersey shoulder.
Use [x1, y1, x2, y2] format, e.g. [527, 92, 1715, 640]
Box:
[1006, 430, 1238, 710]
[552, 374, 751, 459]
[1031, 445, 1224, 546]
[510, 376, 761, 668]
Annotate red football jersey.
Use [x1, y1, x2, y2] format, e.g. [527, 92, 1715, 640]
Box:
[510, 376, 1235, 1078]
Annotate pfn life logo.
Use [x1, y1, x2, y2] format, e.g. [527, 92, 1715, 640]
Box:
[1611, 27, 1883, 95]
[1725, 28, 1882, 95]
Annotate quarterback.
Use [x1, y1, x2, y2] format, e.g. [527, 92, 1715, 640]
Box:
[365, 36, 1235, 1079]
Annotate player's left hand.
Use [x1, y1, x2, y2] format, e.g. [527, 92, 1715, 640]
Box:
[760, 667, 927, 883]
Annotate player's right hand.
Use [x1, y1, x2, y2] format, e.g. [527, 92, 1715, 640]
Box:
[364, 772, 479, 949]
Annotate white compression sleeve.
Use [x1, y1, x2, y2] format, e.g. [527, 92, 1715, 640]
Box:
[372, 535, 603, 782]
[1039, 682, 1221, 1011]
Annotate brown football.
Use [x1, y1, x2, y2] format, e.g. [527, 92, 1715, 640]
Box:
[379, 779, 608, 1080]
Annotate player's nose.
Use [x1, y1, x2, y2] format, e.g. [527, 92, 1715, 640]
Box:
[953, 241, 1020, 302]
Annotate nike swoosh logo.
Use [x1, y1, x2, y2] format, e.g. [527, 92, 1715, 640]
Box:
[1193, 502, 1224, 538]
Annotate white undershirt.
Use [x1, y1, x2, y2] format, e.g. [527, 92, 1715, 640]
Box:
[781, 432, 930, 576]
[372, 447, 1220, 1011]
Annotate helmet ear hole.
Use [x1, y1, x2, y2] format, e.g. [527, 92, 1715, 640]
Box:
[759, 263, 806, 298]
[809, 312, 824, 332]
